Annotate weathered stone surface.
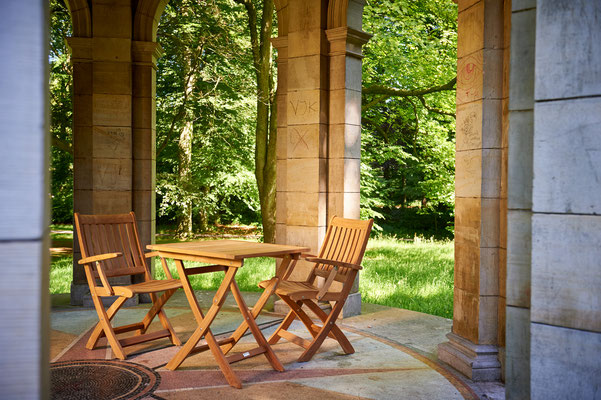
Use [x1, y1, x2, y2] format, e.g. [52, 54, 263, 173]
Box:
[457, 51, 483, 105]
[533, 98, 601, 214]
[288, 29, 326, 58]
[92, 158, 132, 191]
[531, 214, 601, 332]
[133, 190, 155, 220]
[132, 66, 155, 98]
[458, 0, 480, 13]
[132, 128, 155, 160]
[132, 158, 155, 191]
[327, 191, 360, 219]
[287, 54, 327, 91]
[455, 197, 481, 247]
[505, 306, 530, 400]
[480, 247, 499, 296]
[512, 0, 535, 12]
[478, 295, 498, 344]
[482, 49, 504, 100]
[276, 159, 287, 192]
[93, 126, 132, 158]
[507, 110, 533, 210]
[507, 210, 531, 307]
[329, 89, 361, 126]
[456, 101, 483, 151]
[453, 288, 479, 343]
[93, 94, 131, 126]
[438, 332, 501, 381]
[454, 240, 480, 293]
[73, 62, 93, 95]
[497, 296, 506, 347]
[285, 192, 326, 227]
[480, 198, 500, 248]
[132, 95, 155, 129]
[93, 61, 131, 94]
[328, 158, 360, 193]
[482, 148, 501, 198]
[508, 9, 535, 111]
[286, 158, 327, 193]
[73, 94, 93, 126]
[92, 37, 131, 62]
[531, 323, 601, 400]
[287, 124, 326, 158]
[329, 124, 361, 159]
[458, 1, 484, 58]
[92, 190, 131, 214]
[287, 90, 321, 125]
[535, 0, 601, 100]
[455, 150, 482, 198]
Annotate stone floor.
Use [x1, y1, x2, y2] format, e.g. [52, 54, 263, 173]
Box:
[50, 291, 505, 400]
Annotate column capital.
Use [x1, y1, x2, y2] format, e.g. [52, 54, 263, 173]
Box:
[132, 41, 164, 69]
[271, 36, 288, 61]
[325, 27, 372, 58]
[66, 37, 92, 62]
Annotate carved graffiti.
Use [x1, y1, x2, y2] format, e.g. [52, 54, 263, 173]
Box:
[290, 99, 317, 116]
[290, 127, 310, 154]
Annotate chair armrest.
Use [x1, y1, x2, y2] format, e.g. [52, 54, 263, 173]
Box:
[305, 257, 362, 270]
[144, 252, 173, 279]
[78, 252, 122, 265]
[316, 266, 339, 301]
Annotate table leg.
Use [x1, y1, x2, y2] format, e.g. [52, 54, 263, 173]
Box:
[229, 280, 284, 372]
[165, 260, 242, 388]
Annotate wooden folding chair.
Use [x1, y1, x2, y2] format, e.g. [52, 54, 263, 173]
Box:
[259, 216, 373, 362]
[74, 212, 183, 359]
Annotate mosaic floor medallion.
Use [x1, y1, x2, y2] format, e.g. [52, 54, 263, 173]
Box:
[50, 359, 161, 400]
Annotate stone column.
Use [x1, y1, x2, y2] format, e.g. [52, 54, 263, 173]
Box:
[506, 1, 534, 397]
[282, 0, 330, 280]
[132, 41, 161, 289]
[273, 35, 289, 247]
[325, 26, 370, 317]
[70, 0, 134, 305]
[529, 1, 601, 398]
[438, 0, 507, 381]
[0, 2, 50, 396]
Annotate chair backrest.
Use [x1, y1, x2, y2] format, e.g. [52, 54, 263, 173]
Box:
[313, 216, 373, 284]
[74, 212, 148, 278]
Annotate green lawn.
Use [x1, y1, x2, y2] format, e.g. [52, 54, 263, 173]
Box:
[50, 226, 454, 318]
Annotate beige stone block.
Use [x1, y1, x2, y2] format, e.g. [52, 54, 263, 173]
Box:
[277, 63, 288, 94]
[73, 189, 93, 214]
[73, 126, 92, 157]
[135, 218, 155, 251]
[497, 296, 506, 347]
[287, 124, 326, 158]
[480, 247, 499, 296]
[458, 0, 480, 12]
[275, 223, 287, 244]
[285, 224, 326, 255]
[287, 54, 327, 91]
[277, 126, 287, 160]
[478, 295, 498, 344]
[458, 1, 484, 58]
[73, 94, 93, 126]
[329, 55, 346, 91]
[327, 190, 361, 220]
[328, 158, 360, 193]
[455, 149, 482, 198]
[93, 94, 131, 126]
[132, 128, 155, 160]
[288, 0, 326, 33]
[483, 0, 504, 50]
[93, 158, 131, 191]
[456, 101, 482, 151]
[498, 247, 507, 298]
[132, 66, 155, 98]
[483, 49, 504, 100]
[454, 240, 480, 293]
[133, 190, 155, 223]
[455, 197, 481, 247]
[482, 148, 501, 198]
[285, 192, 326, 227]
[531, 214, 601, 333]
[507, 210, 531, 308]
[288, 90, 320, 125]
[457, 51, 484, 105]
[286, 158, 326, 193]
[330, 89, 362, 126]
[453, 287, 480, 343]
[277, 94, 287, 128]
[499, 198, 507, 248]
[92, 190, 131, 214]
[73, 62, 92, 95]
[73, 158, 92, 190]
[92, 3, 131, 38]
[93, 126, 131, 158]
[276, 190, 287, 223]
[93, 63, 131, 97]
[329, 124, 361, 159]
[482, 99, 502, 149]
[481, 198, 500, 248]
[93, 38, 131, 62]
[288, 28, 326, 58]
[133, 158, 155, 191]
[132, 96, 155, 129]
[276, 159, 287, 192]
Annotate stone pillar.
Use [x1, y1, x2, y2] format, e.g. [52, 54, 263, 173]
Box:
[438, 0, 507, 381]
[70, 0, 134, 304]
[0, 2, 50, 397]
[506, 0, 534, 397]
[529, 1, 601, 398]
[281, 0, 330, 280]
[325, 25, 370, 317]
[132, 41, 161, 290]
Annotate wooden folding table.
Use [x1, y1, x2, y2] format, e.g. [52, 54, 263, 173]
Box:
[147, 240, 309, 388]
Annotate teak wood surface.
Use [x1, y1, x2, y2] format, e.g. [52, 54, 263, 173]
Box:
[147, 239, 310, 389]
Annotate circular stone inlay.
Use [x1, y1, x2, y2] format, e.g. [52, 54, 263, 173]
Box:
[50, 359, 160, 400]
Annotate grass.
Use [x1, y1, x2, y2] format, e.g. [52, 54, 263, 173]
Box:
[49, 226, 454, 318]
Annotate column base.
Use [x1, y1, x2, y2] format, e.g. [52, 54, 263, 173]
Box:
[70, 283, 89, 306]
[438, 332, 501, 381]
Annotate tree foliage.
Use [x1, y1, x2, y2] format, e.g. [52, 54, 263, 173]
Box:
[361, 0, 457, 237]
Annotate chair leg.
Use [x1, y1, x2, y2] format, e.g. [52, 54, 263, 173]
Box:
[89, 294, 127, 360]
[303, 299, 354, 355]
[280, 296, 320, 337]
[140, 289, 181, 346]
[87, 295, 128, 351]
[297, 300, 345, 363]
[268, 308, 296, 345]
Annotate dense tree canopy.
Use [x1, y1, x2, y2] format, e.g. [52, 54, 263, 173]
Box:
[48, 0, 457, 239]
